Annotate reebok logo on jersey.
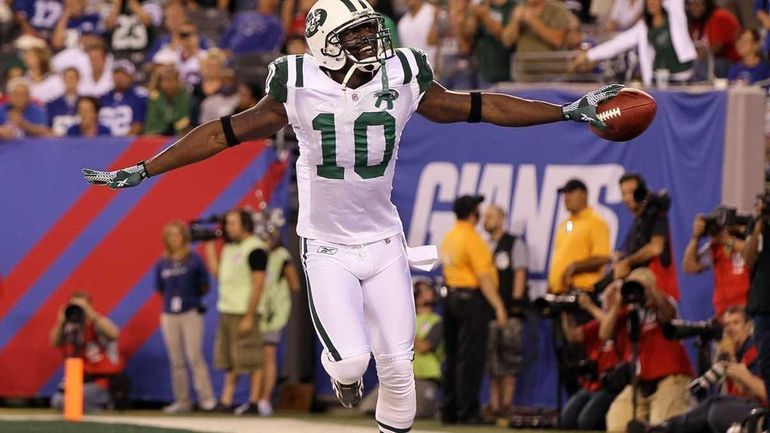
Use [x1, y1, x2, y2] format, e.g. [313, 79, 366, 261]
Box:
[317, 246, 338, 255]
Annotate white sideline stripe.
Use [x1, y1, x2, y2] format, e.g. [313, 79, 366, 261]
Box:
[0, 414, 448, 433]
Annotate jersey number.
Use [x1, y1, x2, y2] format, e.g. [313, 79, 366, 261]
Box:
[312, 112, 396, 180]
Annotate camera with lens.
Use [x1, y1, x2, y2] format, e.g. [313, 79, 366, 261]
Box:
[620, 280, 646, 305]
[64, 303, 86, 324]
[189, 213, 226, 242]
[662, 318, 723, 341]
[641, 190, 672, 218]
[687, 353, 731, 400]
[700, 206, 752, 237]
[533, 293, 581, 316]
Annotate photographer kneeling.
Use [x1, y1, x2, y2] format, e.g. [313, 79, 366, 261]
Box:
[560, 292, 627, 430]
[644, 307, 766, 433]
[603, 268, 694, 433]
[50, 291, 123, 412]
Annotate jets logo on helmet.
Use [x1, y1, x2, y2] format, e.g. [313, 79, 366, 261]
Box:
[305, 9, 327, 38]
[305, 0, 395, 71]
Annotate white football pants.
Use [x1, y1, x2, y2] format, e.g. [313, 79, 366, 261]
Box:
[299, 235, 416, 432]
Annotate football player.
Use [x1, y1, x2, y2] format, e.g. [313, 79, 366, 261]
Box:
[83, 0, 622, 430]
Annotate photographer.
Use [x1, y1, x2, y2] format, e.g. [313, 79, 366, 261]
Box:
[205, 208, 268, 414]
[682, 212, 749, 317]
[560, 293, 626, 430]
[614, 173, 679, 299]
[603, 268, 693, 432]
[49, 291, 122, 412]
[744, 199, 770, 406]
[645, 307, 766, 433]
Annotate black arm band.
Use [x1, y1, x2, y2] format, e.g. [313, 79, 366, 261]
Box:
[468, 91, 482, 123]
[220, 115, 241, 147]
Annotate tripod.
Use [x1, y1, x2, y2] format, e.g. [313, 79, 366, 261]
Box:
[627, 308, 644, 433]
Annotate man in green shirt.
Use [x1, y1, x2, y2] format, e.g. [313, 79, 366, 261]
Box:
[463, 0, 516, 84]
[145, 68, 192, 136]
[502, 0, 575, 53]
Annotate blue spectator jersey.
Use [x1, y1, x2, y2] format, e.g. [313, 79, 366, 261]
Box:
[219, 12, 284, 55]
[728, 61, 770, 86]
[0, 103, 48, 126]
[754, 0, 770, 55]
[99, 86, 148, 136]
[66, 123, 112, 136]
[13, 0, 63, 35]
[154, 252, 210, 314]
[46, 95, 78, 136]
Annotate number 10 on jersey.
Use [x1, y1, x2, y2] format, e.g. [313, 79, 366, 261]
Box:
[312, 111, 396, 180]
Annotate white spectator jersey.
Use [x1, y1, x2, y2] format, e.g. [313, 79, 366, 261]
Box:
[266, 49, 433, 245]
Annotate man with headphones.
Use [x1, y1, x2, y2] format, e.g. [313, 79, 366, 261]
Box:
[615, 173, 680, 300]
[204, 208, 269, 414]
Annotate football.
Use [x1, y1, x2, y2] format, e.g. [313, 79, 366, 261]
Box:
[590, 88, 657, 142]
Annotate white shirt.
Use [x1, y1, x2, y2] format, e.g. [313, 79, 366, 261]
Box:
[153, 47, 205, 87]
[397, 3, 438, 66]
[52, 48, 114, 97]
[608, 0, 644, 31]
[27, 73, 64, 104]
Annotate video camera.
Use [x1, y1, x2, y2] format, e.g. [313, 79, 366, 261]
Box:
[532, 293, 581, 316]
[641, 190, 672, 218]
[662, 318, 723, 341]
[700, 206, 752, 237]
[64, 303, 86, 324]
[620, 280, 646, 305]
[189, 213, 226, 242]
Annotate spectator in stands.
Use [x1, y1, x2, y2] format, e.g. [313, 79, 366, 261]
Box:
[281, 0, 318, 38]
[255, 229, 301, 416]
[13, 0, 64, 41]
[145, 67, 192, 136]
[571, 0, 697, 87]
[722, 0, 760, 29]
[192, 49, 228, 102]
[603, 0, 645, 32]
[46, 67, 81, 136]
[66, 96, 111, 137]
[367, 0, 400, 45]
[440, 195, 508, 424]
[154, 21, 206, 87]
[146, 2, 210, 61]
[0, 78, 50, 139]
[51, 0, 103, 50]
[603, 268, 693, 432]
[644, 307, 766, 433]
[434, 0, 477, 89]
[728, 28, 770, 85]
[560, 292, 625, 430]
[462, 0, 515, 85]
[204, 209, 268, 414]
[548, 179, 611, 295]
[99, 59, 147, 136]
[80, 37, 115, 97]
[22, 46, 64, 104]
[501, 0, 576, 52]
[233, 82, 262, 114]
[756, 0, 770, 56]
[104, 0, 162, 62]
[198, 69, 239, 123]
[397, 0, 439, 66]
[686, 0, 740, 78]
[482, 204, 528, 424]
[612, 173, 680, 299]
[49, 291, 123, 412]
[220, 0, 284, 56]
[682, 213, 749, 317]
[285, 33, 308, 55]
[155, 221, 217, 414]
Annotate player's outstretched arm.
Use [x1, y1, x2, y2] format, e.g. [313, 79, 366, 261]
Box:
[82, 95, 289, 189]
[416, 81, 623, 129]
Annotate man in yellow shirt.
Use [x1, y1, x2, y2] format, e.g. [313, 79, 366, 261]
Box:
[440, 194, 507, 424]
[548, 179, 611, 294]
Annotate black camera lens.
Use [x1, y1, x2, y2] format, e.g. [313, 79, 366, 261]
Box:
[64, 304, 85, 323]
[620, 280, 646, 305]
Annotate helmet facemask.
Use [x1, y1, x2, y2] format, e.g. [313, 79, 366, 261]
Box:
[325, 14, 395, 73]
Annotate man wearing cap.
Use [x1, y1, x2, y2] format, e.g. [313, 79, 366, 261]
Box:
[99, 59, 148, 136]
[440, 194, 508, 424]
[548, 178, 612, 295]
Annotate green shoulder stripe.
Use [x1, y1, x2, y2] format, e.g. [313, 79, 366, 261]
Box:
[408, 48, 433, 95]
[295, 55, 304, 88]
[266, 56, 289, 103]
[395, 50, 412, 85]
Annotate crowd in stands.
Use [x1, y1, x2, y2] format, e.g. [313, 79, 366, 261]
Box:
[0, 0, 769, 139]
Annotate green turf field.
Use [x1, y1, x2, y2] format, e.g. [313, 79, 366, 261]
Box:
[0, 421, 201, 433]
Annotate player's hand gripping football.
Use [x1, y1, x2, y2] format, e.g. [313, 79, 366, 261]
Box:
[561, 84, 625, 130]
[82, 163, 149, 189]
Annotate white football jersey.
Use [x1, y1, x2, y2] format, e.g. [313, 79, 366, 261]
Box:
[266, 48, 434, 245]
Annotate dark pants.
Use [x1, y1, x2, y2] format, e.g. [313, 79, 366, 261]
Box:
[664, 395, 760, 433]
[753, 314, 770, 407]
[441, 289, 490, 423]
[560, 387, 617, 430]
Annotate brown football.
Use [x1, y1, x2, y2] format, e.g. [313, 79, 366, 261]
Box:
[590, 88, 657, 142]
